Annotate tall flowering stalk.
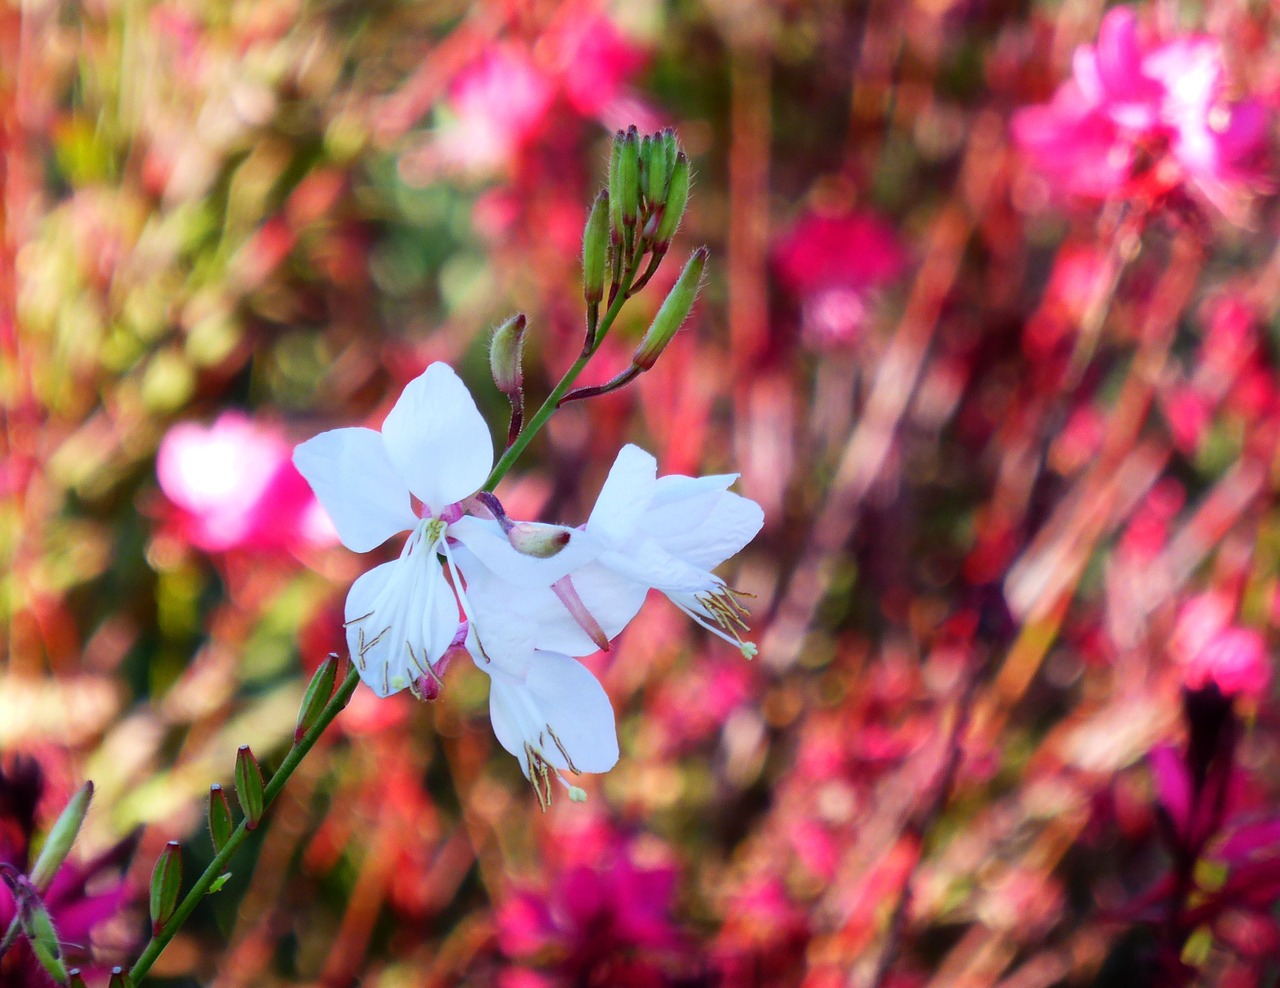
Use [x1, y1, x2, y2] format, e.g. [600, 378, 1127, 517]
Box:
[55, 127, 763, 987]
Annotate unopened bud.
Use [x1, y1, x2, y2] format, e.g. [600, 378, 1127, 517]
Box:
[149, 841, 183, 934]
[68, 970, 88, 988]
[654, 152, 689, 246]
[617, 126, 640, 226]
[660, 128, 678, 173]
[208, 784, 233, 856]
[489, 314, 526, 398]
[638, 133, 653, 203]
[3, 873, 67, 984]
[26, 903, 66, 984]
[29, 781, 93, 893]
[633, 247, 707, 370]
[645, 131, 672, 208]
[234, 746, 265, 830]
[582, 191, 610, 304]
[607, 131, 625, 237]
[507, 522, 572, 559]
[296, 654, 339, 744]
[108, 966, 132, 988]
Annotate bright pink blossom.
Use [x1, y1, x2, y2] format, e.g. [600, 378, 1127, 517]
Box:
[542, 5, 646, 119]
[1171, 593, 1271, 700]
[438, 46, 556, 173]
[157, 412, 335, 554]
[497, 829, 691, 985]
[1013, 7, 1270, 216]
[773, 209, 906, 348]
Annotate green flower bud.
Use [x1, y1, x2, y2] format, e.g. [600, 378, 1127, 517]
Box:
[645, 131, 672, 208]
[638, 133, 653, 204]
[68, 970, 89, 988]
[633, 247, 707, 370]
[654, 152, 689, 247]
[607, 131, 625, 237]
[29, 781, 92, 893]
[582, 190, 610, 304]
[25, 899, 67, 984]
[488, 314, 526, 399]
[149, 841, 182, 934]
[234, 746, 265, 830]
[3, 873, 67, 985]
[208, 784, 233, 855]
[295, 654, 339, 744]
[108, 966, 132, 988]
[618, 126, 640, 226]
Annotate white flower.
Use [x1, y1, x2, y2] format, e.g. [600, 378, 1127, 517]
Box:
[585, 444, 764, 657]
[293, 362, 592, 698]
[476, 646, 619, 810]
[458, 444, 764, 661]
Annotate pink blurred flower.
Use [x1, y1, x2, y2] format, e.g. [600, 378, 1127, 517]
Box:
[497, 830, 692, 985]
[157, 412, 335, 554]
[1013, 7, 1270, 216]
[438, 46, 556, 173]
[433, 12, 649, 179]
[773, 209, 906, 349]
[542, 5, 646, 118]
[1171, 594, 1270, 701]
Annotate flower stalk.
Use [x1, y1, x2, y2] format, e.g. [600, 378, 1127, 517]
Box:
[127, 664, 360, 984]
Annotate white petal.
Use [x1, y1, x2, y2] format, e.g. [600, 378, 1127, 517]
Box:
[293, 428, 416, 552]
[587, 444, 657, 547]
[380, 363, 494, 514]
[484, 652, 619, 775]
[463, 556, 648, 659]
[649, 472, 738, 507]
[645, 490, 764, 571]
[599, 539, 718, 595]
[450, 515, 600, 587]
[344, 553, 460, 697]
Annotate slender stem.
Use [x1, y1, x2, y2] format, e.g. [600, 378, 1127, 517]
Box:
[128, 665, 361, 985]
[483, 254, 642, 492]
[127, 192, 651, 985]
[0, 916, 17, 959]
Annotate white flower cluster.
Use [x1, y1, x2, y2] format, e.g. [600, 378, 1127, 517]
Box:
[294, 363, 763, 807]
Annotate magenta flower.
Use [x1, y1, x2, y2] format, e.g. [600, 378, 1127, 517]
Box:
[157, 412, 335, 554]
[496, 829, 692, 985]
[1013, 7, 1270, 216]
[1171, 593, 1270, 702]
[437, 46, 557, 174]
[773, 208, 906, 349]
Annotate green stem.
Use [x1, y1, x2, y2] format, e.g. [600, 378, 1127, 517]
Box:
[128, 665, 361, 985]
[127, 210, 651, 985]
[483, 256, 641, 492]
[0, 916, 17, 959]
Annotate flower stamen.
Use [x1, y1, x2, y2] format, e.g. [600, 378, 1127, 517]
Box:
[546, 725, 579, 774]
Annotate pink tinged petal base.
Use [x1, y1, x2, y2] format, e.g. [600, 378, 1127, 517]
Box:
[293, 427, 416, 553]
[460, 553, 648, 662]
[551, 576, 610, 651]
[484, 651, 619, 807]
[380, 363, 494, 514]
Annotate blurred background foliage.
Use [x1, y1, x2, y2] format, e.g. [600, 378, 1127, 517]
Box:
[4, 0, 1280, 985]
